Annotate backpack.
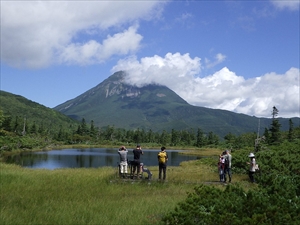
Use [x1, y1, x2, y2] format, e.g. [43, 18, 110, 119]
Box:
[158, 151, 167, 163]
[224, 156, 229, 168]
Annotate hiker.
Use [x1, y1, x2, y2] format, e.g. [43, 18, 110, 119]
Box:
[247, 152, 257, 183]
[132, 144, 144, 178]
[140, 163, 152, 180]
[223, 149, 232, 183]
[118, 146, 128, 178]
[218, 154, 225, 182]
[157, 146, 168, 180]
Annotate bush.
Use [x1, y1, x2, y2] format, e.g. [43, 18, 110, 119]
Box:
[162, 184, 300, 225]
[162, 141, 300, 225]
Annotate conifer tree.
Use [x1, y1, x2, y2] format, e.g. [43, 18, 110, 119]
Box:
[30, 121, 37, 134]
[171, 129, 179, 146]
[160, 130, 168, 145]
[196, 128, 205, 147]
[263, 127, 270, 144]
[90, 120, 97, 138]
[80, 118, 88, 136]
[269, 106, 281, 144]
[288, 119, 294, 142]
[207, 131, 219, 145]
[146, 129, 153, 143]
[2, 115, 12, 132]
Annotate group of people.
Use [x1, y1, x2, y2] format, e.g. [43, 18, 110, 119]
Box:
[119, 145, 257, 183]
[218, 149, 232, 183]
[218, 149, 259, 184]
[117, 144, 168, 180]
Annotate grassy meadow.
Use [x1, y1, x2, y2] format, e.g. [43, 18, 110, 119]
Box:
[0, 148, 251, 225]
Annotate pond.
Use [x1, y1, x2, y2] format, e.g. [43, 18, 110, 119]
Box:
[5, 148, 198, 170]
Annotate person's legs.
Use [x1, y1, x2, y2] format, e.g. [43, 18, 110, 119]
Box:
[143, 167, 152, 179]
[124, 162, 128, 174]
[119, 162, 124, 177]
[162, 166, 167, 180]
[158, 164, 162, 179]
[139, 163, 143, 177]
[228, 168, 232, 182]
[136, 161, 141, 177]
[249, 171, 255, 183]
[132, 163, 137, 177]
[120, 161, 127, 178]
[223, 168, 229, 182]
[219, 169, 224, 182]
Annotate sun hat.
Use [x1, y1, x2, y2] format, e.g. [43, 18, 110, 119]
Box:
[248, 153, 255, 158]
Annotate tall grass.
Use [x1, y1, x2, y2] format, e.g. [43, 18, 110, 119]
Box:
[0, 149, 250, 225]
[0, 164, 192, 224]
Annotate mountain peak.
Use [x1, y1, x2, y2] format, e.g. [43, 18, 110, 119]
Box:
[53, 71, 297, 136]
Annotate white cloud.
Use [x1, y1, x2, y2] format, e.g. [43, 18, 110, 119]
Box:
[112, 53, 299, 118]
[58, 26, 143, 65]
[271, 0, 300, 11]
[0, 1, 164, 68]
[205, 53, 227, 69]
[112, 53, 201, 87]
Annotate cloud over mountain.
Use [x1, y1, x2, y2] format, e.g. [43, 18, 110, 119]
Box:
[112, 53, 299, 118]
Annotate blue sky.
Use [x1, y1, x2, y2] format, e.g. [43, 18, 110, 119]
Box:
[1, 0, 299, 118]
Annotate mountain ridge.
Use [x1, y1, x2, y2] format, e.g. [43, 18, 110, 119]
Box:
[54, 71, 299, 137]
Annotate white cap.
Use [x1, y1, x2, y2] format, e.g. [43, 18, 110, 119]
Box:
[248, 153, 255, 158]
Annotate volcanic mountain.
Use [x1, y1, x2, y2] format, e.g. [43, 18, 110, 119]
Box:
[54, 71, 297, 137]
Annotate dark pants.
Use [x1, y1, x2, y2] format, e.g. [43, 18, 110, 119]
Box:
[159, 163, 167, 180]
[224, 167, 232, 182]
[132, 160, 140, 175]
[249, 171, 255, 183]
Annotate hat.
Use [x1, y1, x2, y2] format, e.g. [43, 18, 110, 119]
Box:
[137, 144, 141, 147]
[248, 153, 255, 158]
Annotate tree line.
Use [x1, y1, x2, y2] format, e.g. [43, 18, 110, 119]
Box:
[0, 106, 299, 152]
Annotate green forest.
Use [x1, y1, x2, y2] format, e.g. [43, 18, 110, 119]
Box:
[1, 104, 299, 152]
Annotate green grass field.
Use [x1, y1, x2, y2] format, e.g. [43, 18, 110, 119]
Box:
[0, 149, 250, 225]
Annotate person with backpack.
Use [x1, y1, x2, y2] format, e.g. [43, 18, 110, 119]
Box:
[223, 149, 232, 183]
[157, 146, 168, 180]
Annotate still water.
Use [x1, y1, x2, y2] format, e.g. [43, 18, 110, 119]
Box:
[5, 148, 198, 170]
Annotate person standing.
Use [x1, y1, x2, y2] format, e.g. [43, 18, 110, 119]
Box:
[218, 154, 225, 182]
[247, 153, 256, 183]
[157, 146, 168, 180]
[118, 146, 128, 178]
[223, 149, 232, 183]
[132, 144, 143, 178]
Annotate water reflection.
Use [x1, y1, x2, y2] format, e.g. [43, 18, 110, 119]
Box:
[5, 148, 198, 170]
